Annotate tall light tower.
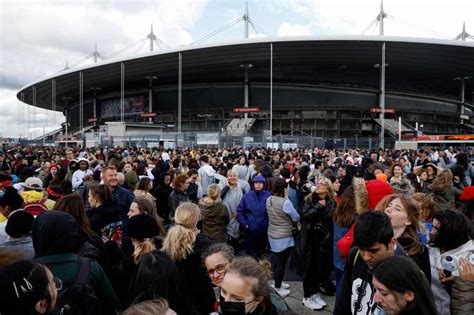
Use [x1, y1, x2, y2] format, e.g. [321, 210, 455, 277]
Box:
[378, 0, 387, 149]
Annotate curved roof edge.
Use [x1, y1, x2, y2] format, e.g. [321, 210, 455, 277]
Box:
[18, 35, 474, 94]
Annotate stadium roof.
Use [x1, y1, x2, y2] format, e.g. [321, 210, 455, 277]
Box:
[17, 35, 474, 112]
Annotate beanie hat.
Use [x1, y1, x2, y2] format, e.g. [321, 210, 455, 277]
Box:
[460, 186, 474, 201]
[0, 260, 50, 313]
[365, 179, 394, 209]
[126, 214, 160, 240]
[48, 164, 60, 172]
[5, 210, 34, 238]
[252, 175, 265, 183]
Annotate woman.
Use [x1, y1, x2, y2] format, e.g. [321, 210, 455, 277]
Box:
[372, 256, 438, 314]
[333, 178, 368, 298]
[0, 260, 59, 315]
[134, 177, 157, 214]
[266, 178, 300, 298]
[382, 194, 431, 282]
[122, 298, 176, 315]
[199, 184, 230, 243]
[87, 183, 117, 233]
[128, 251, 179, 311]
[123, 162, 139, 191]
[429, 169, 463, 211]
[220, 256, 277, 315]
[42, 163, 59, 189]
[151, 172, 173, 224]
[127, 196, 163, 235]
[412, 193, 436, 245]
[300, 177, 336, 310]
[389, 162, 404, 184]
[168, 173, 190, 221]
[429, 210, 474, 314]
[161, 202, 215, 314]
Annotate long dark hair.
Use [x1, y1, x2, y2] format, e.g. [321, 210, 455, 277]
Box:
[54, 193, 93, 237]
[373, 256, 438, 315]
[430, 210, 471, 251]
[129, 250, 179, 310]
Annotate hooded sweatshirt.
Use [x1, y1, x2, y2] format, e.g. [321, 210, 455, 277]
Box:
[72, 158, 93, 190]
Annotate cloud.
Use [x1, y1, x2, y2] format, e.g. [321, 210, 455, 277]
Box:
[277, 22, 311, 36]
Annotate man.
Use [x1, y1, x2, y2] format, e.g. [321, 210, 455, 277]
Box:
[198, 155, 216, 196]
[102, 166, 134, 228]
[61, 149, 74, 168]
[334, 211, 406, 315]
[236, 175, 271, 258]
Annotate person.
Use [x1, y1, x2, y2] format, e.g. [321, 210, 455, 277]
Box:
[123, 162, 139, 191]
[32, 210, 121, 314]
[428, 210, 474, 314]
[388, 162, 404, 184]
[372, 256, 438, 314]
[429, 169, 463, 211]
[102, 166, 134, 230]
[203, 242, 236, 288]
[412, 192, 436, 244]
[220, 256, 277, 315]
[42, 163, 59, 189]
[334, 211, 406, 315]
[152, 172, 173, 224]
[168, 173, 190, 220]
[0, 186, 25, 243]
[1, 210, 35, 263]
[198, 155, 217, 196]
[87, 183, 117, 233]
[128, 251, 179, 311]
[266, 178, 300, 298]
[221, 169, 250, 250]
[299, 177, 336, 310]
[333, 178, 368, 298]
[382, 194, 431, 282]
[127, 196, 162, 228]
[237, 175, 271, 258]
[0, 260, 59, 315]
[134, 176, 155, 208]
[71, 158, 93, 191]
[122, 298, 177, 315]
[161, 202, 215, 314]
[199, 184, 230, 243]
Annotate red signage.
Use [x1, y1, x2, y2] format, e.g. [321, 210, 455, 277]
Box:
[87, 117, 98, 123]
[233, 107, 260, 113]
[370, 108, 395, 113]
[140, 112, 157, 118]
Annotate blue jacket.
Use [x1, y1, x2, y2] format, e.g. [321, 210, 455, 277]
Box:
[112, 185, 134, 227]
[333, 222, 350, 271]
[237, 189, 271, 232]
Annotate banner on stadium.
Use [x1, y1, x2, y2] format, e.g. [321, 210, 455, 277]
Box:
[197, 133, 219, 145]
[370, 108, 395, 113]
[233, 107, 260, 113]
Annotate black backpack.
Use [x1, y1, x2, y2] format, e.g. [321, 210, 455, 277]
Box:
[54, 257, 101, 315]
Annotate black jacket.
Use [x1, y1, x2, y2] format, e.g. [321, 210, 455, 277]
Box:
[334, 244, 406, 315]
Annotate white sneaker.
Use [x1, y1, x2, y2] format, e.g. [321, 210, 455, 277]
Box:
[311, 293, 327, 307]
[302, 297, 323, 310]
[271, 281, 290, 289]
[274, 287, 291, 298]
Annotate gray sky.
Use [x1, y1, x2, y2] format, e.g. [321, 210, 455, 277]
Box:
[0, 0, 472, 138]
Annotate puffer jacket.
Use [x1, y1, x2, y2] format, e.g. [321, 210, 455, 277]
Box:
[237, 189, 271, 232]
[199, 197, 229, 242]
[430, 183, 463, 211]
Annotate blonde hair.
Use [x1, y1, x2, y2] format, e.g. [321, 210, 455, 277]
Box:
[429, 169, 453, 192]
[123, 298, 169, 315]
[207, 184, 221, 200]
[134, 240, 156, 264]
[304, 177, 336, 202]
[161, 203, 201, 261]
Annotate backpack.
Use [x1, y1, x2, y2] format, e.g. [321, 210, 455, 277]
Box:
[23, 199, 48, 216]
[54, 257, 101, 315]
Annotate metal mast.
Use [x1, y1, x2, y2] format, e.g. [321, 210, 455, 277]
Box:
[244, 2, 249, 39]
[378, 0, 387, 148]
[149, 25, 155, 51]
[455, 22, 473, 41]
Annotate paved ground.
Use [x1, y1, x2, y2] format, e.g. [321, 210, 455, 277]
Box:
[282, 281, 336, 314]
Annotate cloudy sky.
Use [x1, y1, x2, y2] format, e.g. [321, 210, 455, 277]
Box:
[0, 0, 472, 138]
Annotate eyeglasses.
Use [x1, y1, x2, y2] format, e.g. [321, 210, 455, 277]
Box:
[207, 263, 227, 277]
[53, 277, 63, 291]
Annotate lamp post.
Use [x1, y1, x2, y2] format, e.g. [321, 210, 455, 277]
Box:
[145, 76, 158, 123]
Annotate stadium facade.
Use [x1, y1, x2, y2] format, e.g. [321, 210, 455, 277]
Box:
[16, 36, 474, 144]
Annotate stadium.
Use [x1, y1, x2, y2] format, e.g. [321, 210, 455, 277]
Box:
[16, 34, 474, 148]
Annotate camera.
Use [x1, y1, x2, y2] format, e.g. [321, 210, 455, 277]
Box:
[440, 254, 474, 272]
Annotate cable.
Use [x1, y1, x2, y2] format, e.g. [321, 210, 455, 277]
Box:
[249, 19, 271, 37]
[362, 17, 378, 35]
[191, 16, 244, 45]
[387, 15, 451, 39]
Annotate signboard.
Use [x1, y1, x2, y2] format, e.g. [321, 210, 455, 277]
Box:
[196, 133, 219, 145]
[233, 107, 260, 113]
[87, 117, 98, 123]
[460, 114, 469, 120]
[446, 135, 474, 141]
[140, 112, 157, 118]
[101, 96, 145, 118]
[147, 142, 160, 148]
[243, 137, 254, 143]
[370, 108, 395, 114]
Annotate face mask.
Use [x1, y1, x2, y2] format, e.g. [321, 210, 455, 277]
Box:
[220, 295, 246, 315]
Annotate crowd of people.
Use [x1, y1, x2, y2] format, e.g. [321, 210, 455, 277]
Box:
[0, 145, 473, 315]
